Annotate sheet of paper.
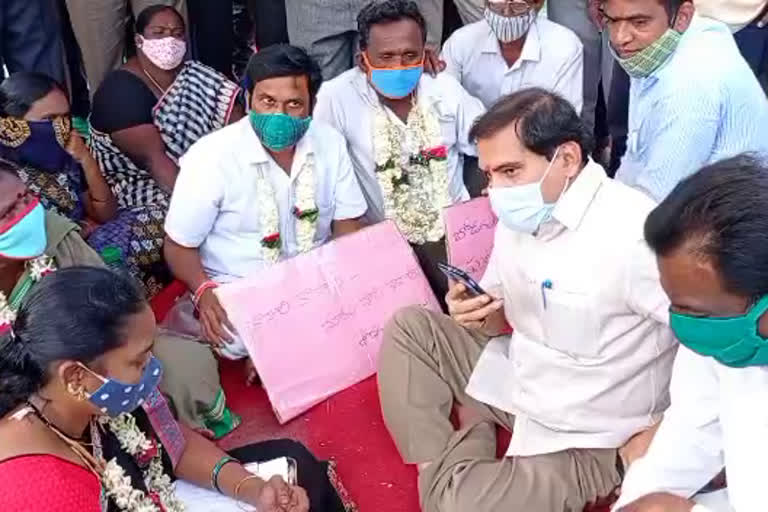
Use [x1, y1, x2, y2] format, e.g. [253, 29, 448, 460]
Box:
[443, 197, 498, 281]
[217, 221, 440, 423]
[173, 458, 293, 512]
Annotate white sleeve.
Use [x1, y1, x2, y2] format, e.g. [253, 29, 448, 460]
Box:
[454, 83, 486, 157]
[626, 239, 671, 326]
[553, 43, 584, 115]
[614, 346, 725, 509]
[479, 230, 503, 297]
[440, 33, 462, 82]
[329, 132, 368, 220]
[718, 365, 768, 512]
[164, 143, 224, 248]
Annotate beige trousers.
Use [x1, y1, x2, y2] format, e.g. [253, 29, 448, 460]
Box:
[65, 0, 187, 94]
[378, 306, 621, 512]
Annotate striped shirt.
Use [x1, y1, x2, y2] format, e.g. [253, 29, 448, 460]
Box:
[615, 15, 768, 202]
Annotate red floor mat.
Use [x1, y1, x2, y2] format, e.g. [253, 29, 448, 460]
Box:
[216, 359, 420, 512]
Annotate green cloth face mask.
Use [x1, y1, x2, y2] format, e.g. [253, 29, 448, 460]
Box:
[612, 28, 682, 79]
[249, 111, 312, 152]
[670, 295, 768, 368]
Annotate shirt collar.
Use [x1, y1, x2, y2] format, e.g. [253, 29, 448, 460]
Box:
[550, 159, 606, 231]
[482, 19, 542, 67]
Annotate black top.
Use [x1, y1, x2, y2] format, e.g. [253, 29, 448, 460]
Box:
[90, 70, 158, 133]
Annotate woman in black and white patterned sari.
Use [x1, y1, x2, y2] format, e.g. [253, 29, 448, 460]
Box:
[88, 4, 242, 295]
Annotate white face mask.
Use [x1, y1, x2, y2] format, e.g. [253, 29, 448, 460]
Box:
[484, 7, 537, 43]
[138, 35, 186, 70]
[488, 148, 567, 234]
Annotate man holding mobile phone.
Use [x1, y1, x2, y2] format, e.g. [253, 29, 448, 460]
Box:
[377, 87, 676, 512]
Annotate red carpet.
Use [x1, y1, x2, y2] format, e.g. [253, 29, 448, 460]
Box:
[217, 359, 420, 512]
[151, 284, 420, 511]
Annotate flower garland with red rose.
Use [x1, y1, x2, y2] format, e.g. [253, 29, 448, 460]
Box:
[373, 98, 451, 245]
[256, 155, 319, 263]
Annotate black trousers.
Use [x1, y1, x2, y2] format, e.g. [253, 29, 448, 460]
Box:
[228, 439, 346, 512]
[0, 0, 65, 82]
[412, 239, 449, 313]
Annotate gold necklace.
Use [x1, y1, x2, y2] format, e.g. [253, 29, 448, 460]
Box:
[141, 66, 168, 95]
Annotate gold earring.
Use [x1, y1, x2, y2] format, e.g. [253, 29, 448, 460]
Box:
[67, 383, 88, 402]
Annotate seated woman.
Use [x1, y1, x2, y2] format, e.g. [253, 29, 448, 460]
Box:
[89, 4, 242, 214]
[0, 267, 349, 511]
[0, 163, 240, 439]
[0, 71, 169, 296]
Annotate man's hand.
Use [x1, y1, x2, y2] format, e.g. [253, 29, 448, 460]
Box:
[196, 288, 236, 347]
[618, 493, 695, 512]
[446, 282, 504, 333]
[619, 421, 661, 469]
[424, 44, 446, 77]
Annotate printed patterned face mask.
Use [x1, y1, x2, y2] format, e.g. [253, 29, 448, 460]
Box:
[138, 36, 187, 70]
[83, 355, 164, 417]
[484, 7, 537, 43]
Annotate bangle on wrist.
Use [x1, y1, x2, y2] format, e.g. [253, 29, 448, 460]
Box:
[193, 280, 218, 308]
[211, 455, 239, 493]
[234, 475, 264, 509]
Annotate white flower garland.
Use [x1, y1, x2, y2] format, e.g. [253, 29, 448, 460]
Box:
[101, 413, 186, 512]
[0, 255, 55, 328]
[372, 98, 451, 245]
[258, 155, 319, 263]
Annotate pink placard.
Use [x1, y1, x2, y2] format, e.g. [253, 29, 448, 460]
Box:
[216, 221, 440, 423]
[443, 197, 498, 281]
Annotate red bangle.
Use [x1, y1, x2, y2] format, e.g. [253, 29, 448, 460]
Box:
[193, 280, 218, 307]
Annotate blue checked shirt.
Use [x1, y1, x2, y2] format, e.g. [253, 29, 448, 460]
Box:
[616, 15, 768, 202]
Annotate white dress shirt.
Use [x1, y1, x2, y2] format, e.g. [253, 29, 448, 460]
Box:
[314, 68, 485, 225]
[466, 160, 677, 457]
[441, 16, 584, 111]
[164, 117, 368, 284]
[614, 345, 768, 512]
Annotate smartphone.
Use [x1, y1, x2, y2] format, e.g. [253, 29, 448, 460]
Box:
[438, 262, 487, 297]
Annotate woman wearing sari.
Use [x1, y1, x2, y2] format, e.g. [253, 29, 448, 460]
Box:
[0, 72, 171, 297]
[0, 164, 241, 439]
[0, 267, 349, 511]
[89, 4, 242, 212]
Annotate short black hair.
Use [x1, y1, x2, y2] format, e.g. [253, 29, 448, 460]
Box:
[645, 154, 768, 299]
[244, 44, 323, 103]
[469, 88, 593, 165]
[0, 267, 147, 417]
[357, 0, 427, 51]
[0, 72, 62, 118]
[135, 4, 184, 34]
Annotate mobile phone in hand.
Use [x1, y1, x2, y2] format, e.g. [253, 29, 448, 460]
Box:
[438, 262, 487, 297]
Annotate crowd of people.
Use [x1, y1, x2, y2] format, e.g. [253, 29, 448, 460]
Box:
[0, 0, 766, 511]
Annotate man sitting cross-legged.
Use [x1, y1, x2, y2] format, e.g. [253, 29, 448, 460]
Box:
[377, 88, 677, 512]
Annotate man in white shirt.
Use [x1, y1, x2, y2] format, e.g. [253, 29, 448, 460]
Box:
[377, 88, 677, 511]
[441, 0, 584, 111]
[164, 45, 367, 376]
[614, 155, 768, 512]
[314, 0, 485, 305]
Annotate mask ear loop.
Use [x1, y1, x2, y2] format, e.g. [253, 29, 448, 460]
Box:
[75, 362, 108, 399]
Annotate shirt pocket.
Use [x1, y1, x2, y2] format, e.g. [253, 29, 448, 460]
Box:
[432, 102, 458, 149]
[541, 286, 600, 358]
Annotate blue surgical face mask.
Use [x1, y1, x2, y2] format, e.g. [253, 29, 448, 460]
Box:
[0, 198, 47, 259]
[84, 355, 164, 417]
[363, 53, 423, 99]
[488, 148, 565, 234]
